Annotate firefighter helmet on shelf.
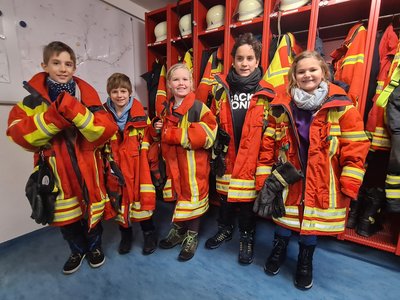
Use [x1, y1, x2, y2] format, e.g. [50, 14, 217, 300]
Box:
[154, 21, 167, 42]
[206, 4, 225, 30]
[179, 14, 192, 36]
[238, 0, 263, 21]
[279, 0, 310, 11]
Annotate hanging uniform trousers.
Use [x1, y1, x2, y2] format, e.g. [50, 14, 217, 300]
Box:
[257, 84, 370, 235]
[330, 23, 367, 106]
[211, 74, 275, 201]
[7, 72, 118, 228]
[104, 99, 156, 227]
[196, 45, 224, 105]
[160, 92, 217, 221]
[263, 33, 302, 89]
[376, 51, 400, 212]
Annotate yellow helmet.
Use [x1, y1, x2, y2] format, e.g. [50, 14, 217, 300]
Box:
[206, 4, 225, 30]
[279, 0, 310, 11]
[179, 14, 192, 36]
[154, 21, 167, 42]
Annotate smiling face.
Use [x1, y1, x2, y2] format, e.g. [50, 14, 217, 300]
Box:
[41, 51, 76, 83]
[295, 57, 324, 93]
[168, 66, 192, 100]
[232, 44, 259, 77]
[109, 87, 131, 111]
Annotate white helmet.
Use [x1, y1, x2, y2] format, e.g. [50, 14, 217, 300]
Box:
[279, 0, 310, 11]
[206, 4, 225, 30]
[179, 14, 192, 36]
[238, 0, 263, 21]
[154, 21, 167, 42]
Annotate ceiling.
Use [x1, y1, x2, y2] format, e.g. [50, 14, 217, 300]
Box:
[130, 0, 175, 11]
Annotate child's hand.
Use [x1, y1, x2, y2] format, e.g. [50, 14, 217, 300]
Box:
[154, 120, 163, 132]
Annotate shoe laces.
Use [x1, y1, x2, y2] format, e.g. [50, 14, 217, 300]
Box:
[271, 240, 286, 260]
[182, 233, 197, 251]
[215, 229, 231, 242]
[69, 253, 82, 262]
[91, 249, 102, 257]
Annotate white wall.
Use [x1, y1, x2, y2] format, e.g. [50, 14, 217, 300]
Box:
[0, 0, 147, 243]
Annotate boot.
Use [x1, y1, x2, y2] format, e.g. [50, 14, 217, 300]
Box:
[142, 230, 158, 255]
[205, 224, 234, 249]
[346, 189, 365, 229]
[294, 243, 315, 290]
[118, 226, 133, 255]
[178, 230, 199, 261]
[264, 234, 290, 275]
[356, 188, 385, 237]
[238, 230, 255, 265]
[159, 223, 186, 249]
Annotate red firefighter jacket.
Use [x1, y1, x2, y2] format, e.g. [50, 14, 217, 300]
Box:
[331, 23, 367, 106]
[257, 84, 370, 235]
[366, 24, 398, 151]
[211, 74, 275, 202]
[104, 99, 156, 227]
[7, 72, 118, 228]
[160, 92, 217, 221]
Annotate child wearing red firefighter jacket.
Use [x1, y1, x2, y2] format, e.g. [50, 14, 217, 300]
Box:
[103, 73, 157, 255]
[254, 51, 370, 289]
[6, 41, 118, 274]
[205, 32, 275, 265]
[154, 63, 217, 261]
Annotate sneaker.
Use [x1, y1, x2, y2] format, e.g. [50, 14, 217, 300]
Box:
[205, 224, 233, 249]
[159, 224, 186, 249]
[63, 253, 86, 275]
[238, 230, 255, 265]
[142, 230, 158, 255]
[87, 248, 105, 268]
[178, 230, 199, 261]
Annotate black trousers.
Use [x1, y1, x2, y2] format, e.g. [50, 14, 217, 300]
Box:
[217, 194, 256, 232]
[60, 220, 103, 254]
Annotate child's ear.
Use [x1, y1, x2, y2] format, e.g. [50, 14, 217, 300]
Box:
[41, 62, 48, 72]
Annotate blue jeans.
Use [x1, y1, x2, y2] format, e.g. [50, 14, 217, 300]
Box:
[275, 225, 317, 246]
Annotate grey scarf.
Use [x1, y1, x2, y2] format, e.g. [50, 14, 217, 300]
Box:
[291, 81, 328, 111]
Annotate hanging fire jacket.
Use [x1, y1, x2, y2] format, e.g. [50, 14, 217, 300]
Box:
[257, 84, 370, 235]
[376, 52, 400, 212]
[330, 23, 367, 106]
[104, 99, 156, 228]
[182, 48, 194, 71]
[7, 72, 118, 228]
[141, 60, 163, 119]
[196, 45, 224, 105]
[211, 74, 275, 202]
[155, 64, 167, 117]
[263, 33, 302, 88]
[159, 92, 217, 221]
[366, 25, 398, 151]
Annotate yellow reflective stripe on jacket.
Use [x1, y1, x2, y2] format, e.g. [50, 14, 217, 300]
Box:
[72, 108, 106, 142]
[216, 174, 231, 194]
[340, 131, 369, 141]
[342, 53, 365, 66]
[342, 166, 365, 181]
[376, 65, 400, 107]
[386, 174, 400, 185]
[173, 196, 209, 221]
[256, 165, 272, 176]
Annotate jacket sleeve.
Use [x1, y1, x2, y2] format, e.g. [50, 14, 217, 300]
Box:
[338, 106, 370, 199]
[7, 99, 71, 151]
[139, 122, 156, 211]
[162, 104, 218, 150]
[256, 113, 278, 191]
[56, 92, 117, 146]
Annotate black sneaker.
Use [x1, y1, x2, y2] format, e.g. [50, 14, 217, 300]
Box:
[205, 224, 233, 249]
[63, 253, 86, 275]
[87, 248, 105, 268]
[142, 230, 158, 255]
